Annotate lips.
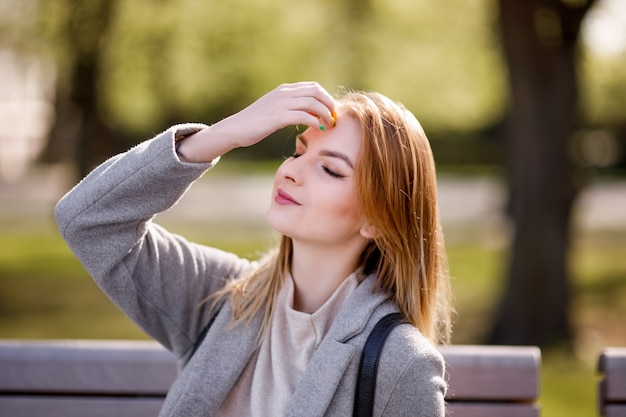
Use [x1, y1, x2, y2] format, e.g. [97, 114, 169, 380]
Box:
[275, 188, 301, 206]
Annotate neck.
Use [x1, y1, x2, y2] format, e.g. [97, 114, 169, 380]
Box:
[289, 241, 364, 314]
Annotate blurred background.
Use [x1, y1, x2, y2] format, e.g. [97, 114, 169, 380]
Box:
[1, 0, 625, 415]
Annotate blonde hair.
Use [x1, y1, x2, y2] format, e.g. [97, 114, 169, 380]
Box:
[211, 91, 452, 344]
[341, 91, 452, 343]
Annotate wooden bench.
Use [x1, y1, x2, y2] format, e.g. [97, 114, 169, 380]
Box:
[0, 340, 541, 416]
[598, 347, 626, 417]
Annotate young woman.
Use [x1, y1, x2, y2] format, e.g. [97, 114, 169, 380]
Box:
[55, 81, 452, 416]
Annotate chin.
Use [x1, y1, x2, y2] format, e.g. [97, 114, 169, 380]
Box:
[265, 210, 287, 236]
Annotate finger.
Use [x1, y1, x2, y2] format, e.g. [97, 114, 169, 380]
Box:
[287, 110, 327, 131]
[292, 96, 336, 128]
[286, 82, 336, 115]
[310, 89, 336, 127]
[304, 82, 336, 113]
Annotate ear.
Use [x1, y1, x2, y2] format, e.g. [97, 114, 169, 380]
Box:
[360, 223, 376, 239]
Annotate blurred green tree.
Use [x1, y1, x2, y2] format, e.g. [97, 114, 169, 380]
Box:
[336, 0, 372, 91]
[31, 1, 507, 167]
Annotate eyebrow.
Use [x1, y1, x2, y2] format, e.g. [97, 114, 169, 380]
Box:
[297, 135, 354, 169]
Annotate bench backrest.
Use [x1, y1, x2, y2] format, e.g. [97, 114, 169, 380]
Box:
[598, 347, 626, 417]
[0, 340, 540, 417]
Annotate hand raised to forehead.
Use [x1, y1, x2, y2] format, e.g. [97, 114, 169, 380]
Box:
[174, 82, 336, 163]
[222, 82, 337, 149]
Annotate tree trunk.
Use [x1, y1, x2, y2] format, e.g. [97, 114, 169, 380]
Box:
[489, 0, 595, 347]
[38, 0, 119, 179]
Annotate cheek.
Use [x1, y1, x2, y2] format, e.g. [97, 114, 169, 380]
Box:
[321, 189, 361, 224]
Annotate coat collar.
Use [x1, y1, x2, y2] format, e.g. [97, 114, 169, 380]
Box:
[283, 273, 394, 417]
[166, 273, 393, 417]
[325, 272, 393, 342]
[165, 303, 263, 416]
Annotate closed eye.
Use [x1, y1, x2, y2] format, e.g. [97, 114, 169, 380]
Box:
[323, 166, 344, 178]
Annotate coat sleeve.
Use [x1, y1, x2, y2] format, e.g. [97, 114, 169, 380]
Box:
[54, 124, 253, 356]
[376, 327, 447, 417]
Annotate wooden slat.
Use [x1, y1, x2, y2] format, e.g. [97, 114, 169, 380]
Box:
[0, 396, 164, 417]
[599, 348, 626, 401]
[600, 348, 626, 372]
[446, 403, 540, 417]
[0, 341, 541, 401]
[0, 398, 542, 417]
[439, 345, 541, 401]
[605, 405, 626, 417]
[0, 340, 541, 415]
[0, 340, 177, 394]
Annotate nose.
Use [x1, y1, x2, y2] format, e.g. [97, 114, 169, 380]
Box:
[277, 156, 302, 185]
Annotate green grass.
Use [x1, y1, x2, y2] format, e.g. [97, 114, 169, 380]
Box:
[1, 227, 625, 416]
[446, 244, 507, 344]
[541, 349, 598, 417]
[446, 236, 626, 417]
[0, 229, 275, 339]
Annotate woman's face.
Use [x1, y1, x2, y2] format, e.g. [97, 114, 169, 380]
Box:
[266, 116, 370, 250]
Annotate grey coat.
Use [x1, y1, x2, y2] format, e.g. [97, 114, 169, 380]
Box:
[55, 124, 447, 417]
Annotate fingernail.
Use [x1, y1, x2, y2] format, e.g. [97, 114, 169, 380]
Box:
[319, 124, 326, 131]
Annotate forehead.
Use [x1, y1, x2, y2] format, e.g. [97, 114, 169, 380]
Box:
[299, 115, 362, 155]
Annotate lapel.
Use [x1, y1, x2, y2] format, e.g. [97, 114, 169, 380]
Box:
[168, 302, 262, 416]
[284, 337, 356, 417]
[284, 274, 394, 417]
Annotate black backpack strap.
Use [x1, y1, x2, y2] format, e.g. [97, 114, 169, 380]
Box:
[353, 312, 409, 417]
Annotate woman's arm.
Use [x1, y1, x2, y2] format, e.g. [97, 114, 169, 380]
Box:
[55, 82, 336, 355]
[55, 124, 250, 355]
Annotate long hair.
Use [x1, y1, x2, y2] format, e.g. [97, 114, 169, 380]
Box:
[210, 91, 452, 344]
[341, 91, 452, 344]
